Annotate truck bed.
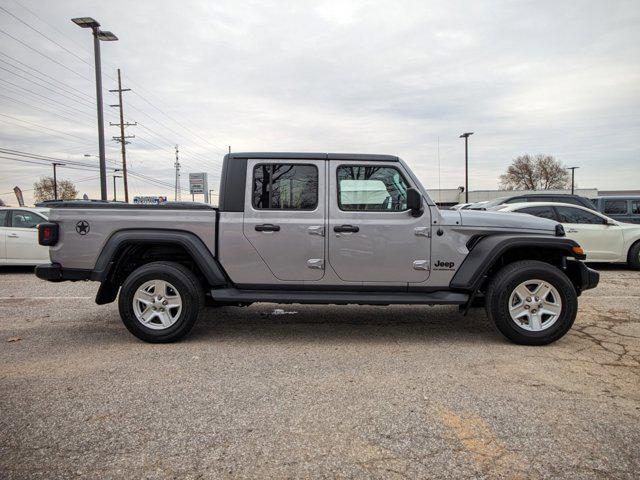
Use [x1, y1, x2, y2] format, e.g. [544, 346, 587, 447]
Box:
[45, 201, 218, 271]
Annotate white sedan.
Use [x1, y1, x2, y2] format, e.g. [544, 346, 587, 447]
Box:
[0, 207, 51, 266]
[495, 202, 640, 269]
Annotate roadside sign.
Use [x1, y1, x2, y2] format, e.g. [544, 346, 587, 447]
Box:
[189, 172, 209, 202]
[133, 196, 167, 205]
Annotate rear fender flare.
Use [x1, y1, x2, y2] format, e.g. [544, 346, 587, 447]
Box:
[93, 229, 228, 304]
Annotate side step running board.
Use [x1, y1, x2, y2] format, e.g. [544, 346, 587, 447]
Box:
[210, 288, 469, 306]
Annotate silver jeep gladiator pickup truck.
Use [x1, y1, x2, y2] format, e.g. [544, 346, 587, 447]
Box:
[35, 152, 599, 344]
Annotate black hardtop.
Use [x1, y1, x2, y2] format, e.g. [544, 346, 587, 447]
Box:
[227, 152, 399, 162]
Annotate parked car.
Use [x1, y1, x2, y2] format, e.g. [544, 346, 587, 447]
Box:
[0, 207, 50, 266]
[470, 193, 595, 211]
[450, 203, 472, 210]
[590, 196, 640, 224]
[35, 152, 598, 345]
[495, 202, 640, 269]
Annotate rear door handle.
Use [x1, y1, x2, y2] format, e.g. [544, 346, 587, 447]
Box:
[8, 233, 19, 238]
[566, 228, 578, 233]
[334, 225, 359, 233]
[255, 224, 280, 232]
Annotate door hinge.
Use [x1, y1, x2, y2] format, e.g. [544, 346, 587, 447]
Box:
[307, 258, 325, 270]
[414, 227, 431, 238]
[412, 260, 430, 271]
[308, 226, 325, 237]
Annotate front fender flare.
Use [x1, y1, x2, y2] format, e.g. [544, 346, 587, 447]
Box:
[449, 234, 582, 292]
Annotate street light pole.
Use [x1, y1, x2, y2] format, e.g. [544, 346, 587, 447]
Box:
[568, 166, 579, 195]
[459, 132, 474, 203]
[92, 27, 107, 200]
[52, 162, 64, 200]
[72, 17, 118, 201]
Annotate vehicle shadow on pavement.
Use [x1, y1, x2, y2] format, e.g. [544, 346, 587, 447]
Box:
[184, 304, 504, 345]
[0, 266, 36, 275]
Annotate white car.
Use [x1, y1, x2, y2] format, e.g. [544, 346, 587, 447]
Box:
[0, 207, 51, 266]
[495, 202, 640, 269]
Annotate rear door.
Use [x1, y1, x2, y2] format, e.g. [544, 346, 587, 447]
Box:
[555, 206, 623, 261]
[243, 159, 326, 281]
[0, 210, 8, 263]
[5, 209, 49, 264]
[328, 161, 431, 283]
[602, 199, 629, 223]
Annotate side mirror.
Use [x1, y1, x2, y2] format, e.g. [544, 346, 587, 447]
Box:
[605, 218, 616, 226]
[407, 188, 423, 217]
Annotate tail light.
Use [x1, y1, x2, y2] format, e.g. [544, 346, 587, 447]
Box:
[38, 223, 59, 246]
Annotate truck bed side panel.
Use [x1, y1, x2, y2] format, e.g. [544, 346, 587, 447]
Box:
[48, 208, 217, 270]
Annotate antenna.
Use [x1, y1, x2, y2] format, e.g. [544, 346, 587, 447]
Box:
[437, 136, 441, 203]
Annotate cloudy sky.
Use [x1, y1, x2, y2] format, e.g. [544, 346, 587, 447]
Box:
[1, 0, 638, 205]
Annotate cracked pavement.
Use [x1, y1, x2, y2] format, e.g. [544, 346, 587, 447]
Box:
[0, 266, 638, 479]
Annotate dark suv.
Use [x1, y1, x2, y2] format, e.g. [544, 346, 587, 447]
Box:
[471, 194, 596, 211]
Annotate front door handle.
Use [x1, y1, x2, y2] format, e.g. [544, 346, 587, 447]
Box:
[566, 228, 578, 233]
[255, 224, 280, 232]
[333, 225, 359, 233]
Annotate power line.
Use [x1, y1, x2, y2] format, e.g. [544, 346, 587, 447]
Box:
[0, 5, 92, 67]
[0, 112, 94, 143]
[0, 78, 95, 119]
[0, 27, 93, 82]
[0, 51, 94, 101]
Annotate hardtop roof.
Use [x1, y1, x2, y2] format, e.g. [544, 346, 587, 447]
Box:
[227, 152, 399, 162]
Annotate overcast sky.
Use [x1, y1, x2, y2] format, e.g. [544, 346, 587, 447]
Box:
[1, 0, 638, 205]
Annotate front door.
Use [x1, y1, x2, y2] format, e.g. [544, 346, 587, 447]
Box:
[5, 210, 49, 264]
[555, 206, 623, 261]
[243, 159, 326, 281]
[328, 161, 431, 283]
[0, 210, 8, 263]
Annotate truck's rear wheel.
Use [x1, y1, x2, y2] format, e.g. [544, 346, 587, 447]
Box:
[485, 260, 578, 345]
[118, 261, 204, 343]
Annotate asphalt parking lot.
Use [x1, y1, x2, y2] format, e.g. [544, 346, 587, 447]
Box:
[1, 267, 639, 479]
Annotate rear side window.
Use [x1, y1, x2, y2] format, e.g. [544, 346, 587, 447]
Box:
[603, 200, 628, 215]
[337, 165, 409, 211]
[10, 210, 45, 228]
[632, 200, 640, 215]
[252, 164, 318, 210]
[0, 210, 7, 226]
[556, 206, 604, 225]
[518, 206, 557, 220]
[556, 197, 581, 206]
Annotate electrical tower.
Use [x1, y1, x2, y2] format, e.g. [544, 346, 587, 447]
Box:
[174, 145, 181, 201]
[109, 68, 136, 203]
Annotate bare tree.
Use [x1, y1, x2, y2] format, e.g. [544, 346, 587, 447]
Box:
[33, 176, 78, 203]
[499, 154, 570, 190]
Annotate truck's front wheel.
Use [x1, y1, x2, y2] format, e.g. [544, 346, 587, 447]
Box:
[485, 260, 578, 345]
[118, 261, 204, 343]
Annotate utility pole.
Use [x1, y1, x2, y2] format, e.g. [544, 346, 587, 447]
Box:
[459, 132, 474, 203]
[568, 167, 579, 195]
[52, 162, 64, 200]
[109, 69, 135, 203]
[228, 145, 231, 154]
[174, 145, 181, 201]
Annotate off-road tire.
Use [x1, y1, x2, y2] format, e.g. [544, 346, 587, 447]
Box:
[627, 241, 640, 270]
[118, 261, 204, 343]
[485, 260, 578, 345]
